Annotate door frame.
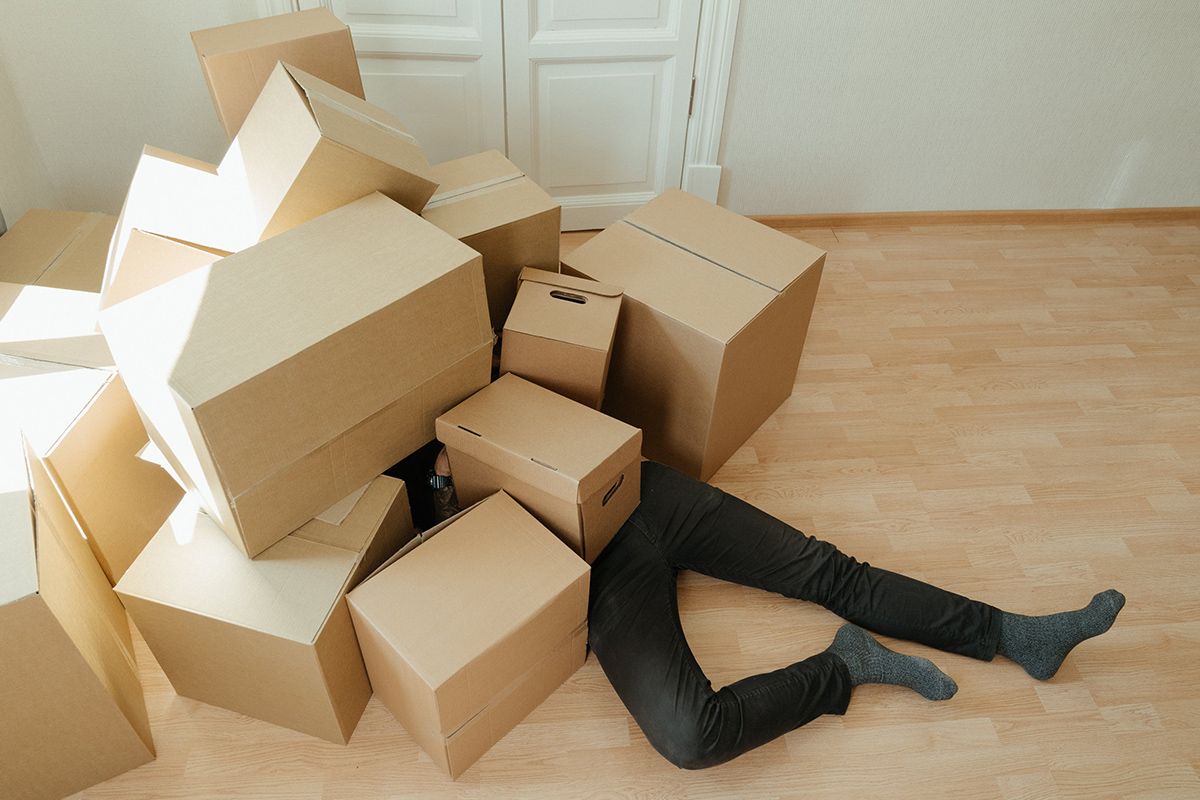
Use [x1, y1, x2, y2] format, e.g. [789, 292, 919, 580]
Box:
[258, 0, 740, 206]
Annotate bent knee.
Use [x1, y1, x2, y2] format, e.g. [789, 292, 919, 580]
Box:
[650, 717, 730, 771]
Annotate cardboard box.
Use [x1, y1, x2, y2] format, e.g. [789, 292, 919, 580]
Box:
[562, 189, 826, 480]
[116, 476, 413, 744]
[436, 374, 641, 562]
[423, 149, 560, 327]
[192, 7, 364, 138]
[1, 429, 154, 800]
[347, 491, 589, 778]
[100, 193, 492, 557]
[501, 267, 622, 408]
[1, 284, 184, 584]
[103, 62, 435, 301]
[0, 208, 115, 292]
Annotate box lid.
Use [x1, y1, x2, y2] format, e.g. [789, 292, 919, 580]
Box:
[422, 150, 557, 238]
[0, 281, 114, 368]
[192, 8, 347, 56]
[504, 268, 621, 351]
[436, 374, 641, 503]
[115, 476, 403, 644]
[345, 491, 588, 692]
[0, 208, 114, 292]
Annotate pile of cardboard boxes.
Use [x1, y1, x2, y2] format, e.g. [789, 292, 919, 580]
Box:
[0, 8, 825, 798]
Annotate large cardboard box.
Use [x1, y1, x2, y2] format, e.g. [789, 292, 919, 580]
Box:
[562, 189, 826, 480]
[423, 149, 560, 327]
[192, 8, 365, 138]
[347, 491, 589, 778]
[436, 374, 641, 563]
[103, 62, 436, 300]
[0, 429, 154, 799]
[101, 193, 492, 557]
[1, 283, 184, 584]
[0, 208, 115, 292]
[501, 267, 622, 409]
[116, 476, 413, 744]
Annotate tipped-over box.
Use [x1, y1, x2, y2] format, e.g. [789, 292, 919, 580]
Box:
[103, 63, 436, 303]
[347, 491, 589, 778]
[501, 268, 622, 409]
[100, 193, 492, 558]
[1, 430, 154, 800]
[115, 476, 413, 744]
[0, 208, 115, 293]
[436, 374, 641, 563]
[0, 284, 183, 584]
[192, 7, 365, 138]
[423, 149, 560, 327]
[562, 189, 826, 480]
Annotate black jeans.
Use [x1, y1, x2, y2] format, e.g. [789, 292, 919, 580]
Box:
[588, 462, 1001, 770]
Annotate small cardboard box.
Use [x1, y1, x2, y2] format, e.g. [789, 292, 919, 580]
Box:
[1, 430, 154, 800]
[100, 193, 492, 558]
[0, 284, 184, 585]
[103, 62, 435, 299]
[562, 189, 826, 481]
[501, 267, 622, 409]
[347, 491, 589, 778]
[116, 476, 413, 744]
[192, 7, 364, 138]
[0, 208, 115, 292]
[436, 374, 641, 562]
[423, 149, 560, 327]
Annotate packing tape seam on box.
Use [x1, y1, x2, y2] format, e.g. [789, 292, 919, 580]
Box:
[622, 219, 784, 294]
[305, 90, 418, 145]
[426, 174, 525, 208]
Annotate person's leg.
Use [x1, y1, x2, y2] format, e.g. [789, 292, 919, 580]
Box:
[635, 462, 1000, 660]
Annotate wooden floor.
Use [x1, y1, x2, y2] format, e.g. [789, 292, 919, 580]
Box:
[75, 218, 1200, 799]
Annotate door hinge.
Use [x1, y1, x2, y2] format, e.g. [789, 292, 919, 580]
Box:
[688, 76, 697, 117]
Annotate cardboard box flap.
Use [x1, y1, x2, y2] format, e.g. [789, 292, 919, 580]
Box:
[192, 7, 347, 55]
[563, 221, 775, 344]
[0, 208, 115, 292]
[290, 477, 400, 553]
[517, 267, 622, 299]
[505, 268, 622, 351]
[624, 189, 825, 294]
[0, 360, 111, 458]
[102, 230, 226, 310]
[0, 432, 37, 607]
[425, 150, 524, 204]
[0, 281, 114, 367]
[115, 483, 387, 644]
[346, 492, 588, 694]
[436, 375, 640, 502]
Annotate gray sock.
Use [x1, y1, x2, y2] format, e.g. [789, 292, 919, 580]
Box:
[997, 589, 1126, 680]
[826, 624, 958, 701]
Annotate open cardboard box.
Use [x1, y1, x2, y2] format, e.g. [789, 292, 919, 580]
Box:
[423, 149, 560, 328]
[100, 193, 493, 558]
[103, 62, 436, 304]
[0, 208, 115, 293]
[436, 374, 641, 563]
[347, 491, 589, 778]
[562, 188, 826, 481]
[116, 476, 412, 744]
[192, 7, 364, 138]
[501, 267, 622, 409]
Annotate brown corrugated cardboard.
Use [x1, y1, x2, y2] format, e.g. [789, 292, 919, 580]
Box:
[103, 63, 435, 304]
[1, 286, 183, 584]
[192, 8, 364, 138]
[501, 268, 622, 408]
[562, 189, 826, 480]
[1, 428, 154, 800]
[423, 150, 560, 327]
[0, 208, 116, 292]
[100, 193, 492, 557]
[115, 476, 412, 744]
[436, 374, 641, 563]
[347, 491, 589, 778]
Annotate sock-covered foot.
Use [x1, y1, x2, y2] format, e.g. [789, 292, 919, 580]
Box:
[826, 624, 958, 701]
[997, 589, 1126, 680]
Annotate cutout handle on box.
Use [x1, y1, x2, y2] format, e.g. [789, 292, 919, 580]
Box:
[602, 473, 624, 506]
[550, 290, 587, 305]
[457, 425, 482, 437]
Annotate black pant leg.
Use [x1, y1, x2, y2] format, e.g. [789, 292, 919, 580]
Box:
[589, 512, 852, 770]
[635, 462, 1001, 660]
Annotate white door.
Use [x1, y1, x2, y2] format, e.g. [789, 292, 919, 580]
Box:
[308, 0, 507, 164]
[503, 0, 702, 229]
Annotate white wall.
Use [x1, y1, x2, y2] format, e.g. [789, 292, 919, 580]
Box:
[0, 54, 57, 225]
[0, 0, 258, 216]
[717, 0, 1200, 215]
